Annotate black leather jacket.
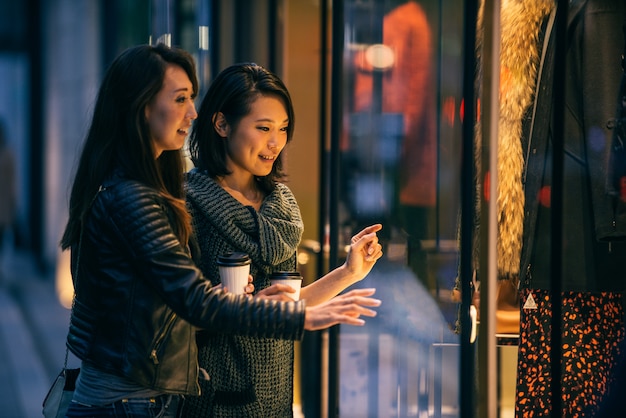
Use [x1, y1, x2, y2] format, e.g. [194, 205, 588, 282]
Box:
[66, 171, 306, 395]
[520, 0, 626, 291]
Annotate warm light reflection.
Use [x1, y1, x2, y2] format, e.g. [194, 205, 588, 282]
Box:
[55, 250, 74, 309]
[364, 44, 395, 70]
[442, 96, 456, 126]
[296, 251, 309, 266]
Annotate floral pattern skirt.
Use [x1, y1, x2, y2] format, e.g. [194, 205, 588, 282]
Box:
[515, 289, 625, 417]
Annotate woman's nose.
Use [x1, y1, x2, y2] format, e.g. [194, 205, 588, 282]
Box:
[268, 132, 280, 150]
[188, 103, 198, 120]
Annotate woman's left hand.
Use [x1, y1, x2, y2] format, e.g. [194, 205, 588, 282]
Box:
[345, 224, 383, 279]
[217, 275, 255, 296]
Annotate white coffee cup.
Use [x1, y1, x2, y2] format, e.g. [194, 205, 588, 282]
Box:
[269, 271, 303, 301]
[217, 252, 251, 295]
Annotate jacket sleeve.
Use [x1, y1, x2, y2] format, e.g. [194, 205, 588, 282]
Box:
[104, 180, 306, 341]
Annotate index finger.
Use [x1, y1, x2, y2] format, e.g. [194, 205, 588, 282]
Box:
[351, 224, 382, 243]
[341, 287, 377, 298]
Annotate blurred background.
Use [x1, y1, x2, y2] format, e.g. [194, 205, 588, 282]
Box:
[0, 1, 518, 417]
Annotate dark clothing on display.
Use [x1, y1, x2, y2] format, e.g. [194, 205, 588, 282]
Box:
[184, 169, 304, 417]
[520, 0, 626, 292]
[67, 169, 306, 398]
[515, 1, 626, 416]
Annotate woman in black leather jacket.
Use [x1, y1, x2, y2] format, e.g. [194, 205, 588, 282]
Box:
[59, 43, 381, 418]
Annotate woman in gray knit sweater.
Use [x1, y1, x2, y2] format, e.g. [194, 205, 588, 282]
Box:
[183, 62, 384, 417]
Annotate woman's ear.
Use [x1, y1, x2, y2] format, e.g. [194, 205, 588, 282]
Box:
[213, 112, 230, 138]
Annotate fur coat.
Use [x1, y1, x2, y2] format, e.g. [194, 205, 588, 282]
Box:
[475, 0, 555, 282]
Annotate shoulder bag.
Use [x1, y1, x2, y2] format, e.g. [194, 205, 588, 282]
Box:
[42, 187, 100, 417]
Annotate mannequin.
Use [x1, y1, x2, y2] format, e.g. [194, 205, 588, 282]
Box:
[514, 1, 626, 416]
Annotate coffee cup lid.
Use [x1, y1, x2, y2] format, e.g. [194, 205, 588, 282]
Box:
[217, 252, 251, 266]
[270, 271, 302, 280]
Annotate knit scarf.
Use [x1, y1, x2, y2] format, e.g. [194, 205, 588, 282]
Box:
[185, 168, 304, 289]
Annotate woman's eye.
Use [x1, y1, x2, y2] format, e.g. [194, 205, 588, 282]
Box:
[280, 126, 289, 132]
[176, 96, 188, 103]
[258, 126, 270, 132]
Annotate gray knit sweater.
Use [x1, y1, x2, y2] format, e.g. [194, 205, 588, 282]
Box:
[184, 169, 304, 417]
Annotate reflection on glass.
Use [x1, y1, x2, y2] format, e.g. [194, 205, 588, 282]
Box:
[198, 25, 209, 50]
[336, 1, 463, 416]
[150, 33, 171, 47]
[149, 0, 172, 46]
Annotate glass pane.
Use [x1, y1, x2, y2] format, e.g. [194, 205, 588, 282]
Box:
[336, 1, 464, 416]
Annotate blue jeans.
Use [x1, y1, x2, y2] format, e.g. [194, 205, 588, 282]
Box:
[65, 394, 181, 418]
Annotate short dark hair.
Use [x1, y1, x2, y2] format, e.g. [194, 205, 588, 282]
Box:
[188, 63, 295, 193]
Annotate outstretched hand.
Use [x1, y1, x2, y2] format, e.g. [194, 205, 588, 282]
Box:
[344, 224, 383, 280]
[303, 288, 381, 331]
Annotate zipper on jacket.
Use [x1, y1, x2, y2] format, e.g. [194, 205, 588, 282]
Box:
[524, 264, 532, 288]
[150, 312, 177, 365]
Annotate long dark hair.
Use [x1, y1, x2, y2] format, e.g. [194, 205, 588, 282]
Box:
[61, 43, 199, 250]
[188, 62, 295, 193]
